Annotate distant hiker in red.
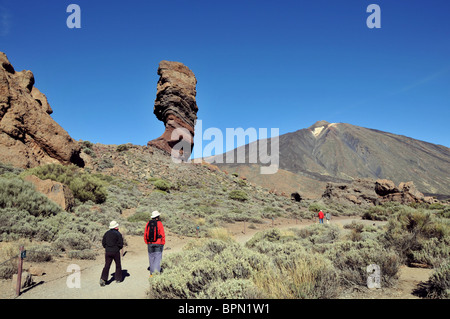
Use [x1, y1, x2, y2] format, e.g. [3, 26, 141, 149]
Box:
[100, 221, 123, 286]
[318, 210, 324, 224]
[144, 211, 165, 276]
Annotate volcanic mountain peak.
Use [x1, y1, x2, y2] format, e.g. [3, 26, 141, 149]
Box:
[308, 120, 338, 137]
[211, 120, 450, 198]
[309, 120, 331, 129]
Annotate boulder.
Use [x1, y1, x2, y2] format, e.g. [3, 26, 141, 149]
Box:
[148, 61, 198, 161]
[12, 272, 34, 290]
[24, 175, 75, 211]
[375, 179, 399, 196]
[399, 181, 423, 199]
[0, 51, 84, 169]
[291, 192, 302, 202]
[322, 178, 379, 206]
[28, 266, 46, 276]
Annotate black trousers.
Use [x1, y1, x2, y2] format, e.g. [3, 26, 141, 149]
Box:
[101, 251, 122, 282]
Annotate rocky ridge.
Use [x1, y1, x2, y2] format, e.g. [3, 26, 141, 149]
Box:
[322, 178, 438, 206]
[0, 52, 84, 169]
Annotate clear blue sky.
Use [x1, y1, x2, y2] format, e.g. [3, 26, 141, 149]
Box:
[1, 0, 449, 152]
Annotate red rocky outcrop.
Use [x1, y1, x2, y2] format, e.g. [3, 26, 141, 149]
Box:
[147, 61, 198, 161]
[0, 52, 84, 168]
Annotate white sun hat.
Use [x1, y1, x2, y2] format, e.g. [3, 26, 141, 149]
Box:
[109, 220, 119, 229]
[151, 211, 161, 219]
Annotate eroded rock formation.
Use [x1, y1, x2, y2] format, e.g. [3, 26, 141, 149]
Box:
[322, 178, 437, 206]
[148, 61, 198, 161]
[0, 52, 84, 168]
[24, 175, 75, 211]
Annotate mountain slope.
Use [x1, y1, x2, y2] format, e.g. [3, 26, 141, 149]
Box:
[207, 121, 450, 197]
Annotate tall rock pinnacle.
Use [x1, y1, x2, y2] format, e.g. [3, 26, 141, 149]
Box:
[147, 61, 198, 160]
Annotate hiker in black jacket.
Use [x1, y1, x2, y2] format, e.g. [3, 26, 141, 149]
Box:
[100, 221, 123, 286]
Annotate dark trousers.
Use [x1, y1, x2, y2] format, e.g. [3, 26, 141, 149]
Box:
[101, 251, 122, 282]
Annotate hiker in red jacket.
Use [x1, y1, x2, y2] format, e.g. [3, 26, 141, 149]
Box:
[144, 211, 165, 276]
[318, 210, 324, 224]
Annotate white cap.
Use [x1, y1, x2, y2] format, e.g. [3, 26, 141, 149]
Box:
[109, 220, 119, 229]
[151, 211, 160, 219]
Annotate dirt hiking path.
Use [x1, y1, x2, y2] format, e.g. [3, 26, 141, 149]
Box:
[1, 217, 432, 299]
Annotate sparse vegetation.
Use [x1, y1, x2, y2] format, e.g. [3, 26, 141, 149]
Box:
[0, 178, 62, 217]
[382, 207, 450, 268]
[116, 144, 130, 152]
[21, 164, 108, 204]
[81, 140, 96, 158]
[0, 144, 448, 299]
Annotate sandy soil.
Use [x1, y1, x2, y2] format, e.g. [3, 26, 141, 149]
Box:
[0, 216, 433, 299]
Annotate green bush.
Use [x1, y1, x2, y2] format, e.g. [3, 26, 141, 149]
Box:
[236, 179, 247, 187]
[26, 245, 54, 262]
[69, 174, 107, 203]
[308, 202, 326, 212]
[147, 239, 266, 299]
[419, 262, 450, 299]
[0, 178, 61, 217]
[22, 164, 108, 204]
[198, 279, 262, 299]
[242, 228, 341, 298]
[0, 263, 15, 279]
[296, 224, 341, 247]
[67, 249, 98, 260]
[116, 144, 130, 152]
[149, 233, 340, 299]
[0, 162, 23, 176]
[153, 179, 171, 192]
[81, 141, 94, 149]
[428, 203, 445, 210]
[53, 232, 92, 252]
[0, 243, 19, 279]
[98, 158, 114, 170]
[127, 211, 152, 223]
[253, 251, 340, 299]
[228, 190, 248, 201]
[382, 208, 450, 267]
[246, 228, 283, 247]
[362, 202, 405, 221]
[411, 237, 450, 268]
[326, 240, 401, 288]
[261, 206, 283, 218]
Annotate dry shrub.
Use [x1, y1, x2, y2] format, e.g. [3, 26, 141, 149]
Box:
[0, 243, 19, 279]
[326, 240, 401, 288]
[208, 227, 235, 242]
[199, 279, 263, 299]
[253, 252, 339, 299]
[418, 262, 450, 299]
[147, 240, 263, 299]
[383, 209, 450, 267]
